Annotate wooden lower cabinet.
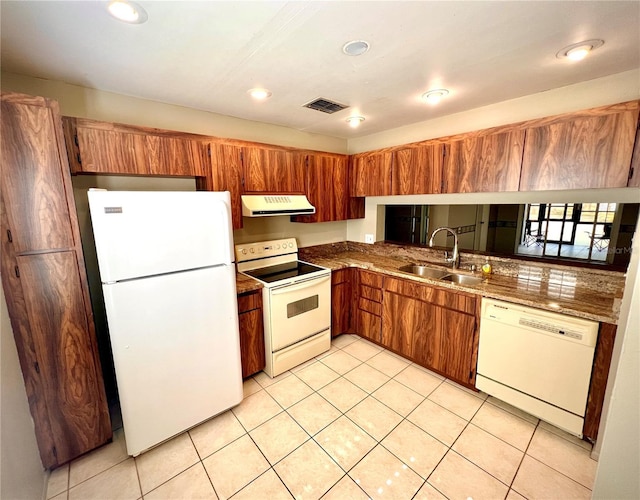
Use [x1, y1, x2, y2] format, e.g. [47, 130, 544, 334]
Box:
[237, 290, 265, 378]
[382, 276, 477, 386]
[331, 269, 353, 336]
[355, 270, 383, 343]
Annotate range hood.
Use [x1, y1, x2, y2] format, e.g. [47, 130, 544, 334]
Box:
[241, 194, 315, 217]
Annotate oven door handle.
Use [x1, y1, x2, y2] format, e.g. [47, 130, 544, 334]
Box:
[270, 274, 330, 295]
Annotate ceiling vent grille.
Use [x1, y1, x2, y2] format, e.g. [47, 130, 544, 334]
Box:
[303, 97, 349, 114]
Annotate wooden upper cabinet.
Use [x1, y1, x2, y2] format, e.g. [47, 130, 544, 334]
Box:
[1, 95, 75, 253]
[145, 135, 207, 176]
[196, 142, 244, 230]
[444, 129, 524, 193]
[350, 151, 393, 196]
[73, 125, 149, 174]
[242, 146, 304, 193]
[64, 117, 207, 177]
[520, 101, 639, 191]
[392, 142, 444, 194]
[291, 152, 350, 223]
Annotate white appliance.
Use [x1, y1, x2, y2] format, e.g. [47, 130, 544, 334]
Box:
[236, 238, 331, 377]
[241, 194, 315, 217]
[88, 190, 243, 456]
[476, 298, 599, 437]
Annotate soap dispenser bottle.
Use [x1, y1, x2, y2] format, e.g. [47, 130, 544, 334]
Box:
[481, 257, 492, 275]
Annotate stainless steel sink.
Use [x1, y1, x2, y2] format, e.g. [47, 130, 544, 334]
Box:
[398, 264, 484, 286]
[398, 264, 450, 280]
[440, 273, 484, 285]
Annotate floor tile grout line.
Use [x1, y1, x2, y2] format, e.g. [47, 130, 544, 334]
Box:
[521, 454, 595, 493]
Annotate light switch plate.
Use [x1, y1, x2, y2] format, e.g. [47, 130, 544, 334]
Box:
[365, 233, 375, 244]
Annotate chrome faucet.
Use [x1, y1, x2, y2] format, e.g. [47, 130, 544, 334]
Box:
[429, 227, 460, 269]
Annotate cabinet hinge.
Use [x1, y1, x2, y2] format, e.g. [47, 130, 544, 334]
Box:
[6, 229, 12, 243]
[14, 265, 20, 278]
[629, 167, 635, 180]
[34, 361, 40, 374]
[469, 370, 474, 380]
[74, 133, 79, 147]
[52, 446, 57, 458]
[76, 153, 82, 165]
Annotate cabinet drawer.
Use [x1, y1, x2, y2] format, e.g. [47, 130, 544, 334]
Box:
[384, 277, 476, 314]
[359, 297, 382, 316]
[331, 268, 350, 285]
[359, 269, 383, 288]
[360, 284, 382, 303]
[237, 291, 262, 313]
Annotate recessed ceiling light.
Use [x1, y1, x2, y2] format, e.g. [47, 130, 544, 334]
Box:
[346, 116, 365, 128]
[342, 40, 370, 56]
[248, 88, 272, 100]
[107, 0, 148, 24]
[556, 39, 604, 61]
[422, 89, 449, 104]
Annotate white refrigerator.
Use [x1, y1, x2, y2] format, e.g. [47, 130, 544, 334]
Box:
[88, 190, 243, 456]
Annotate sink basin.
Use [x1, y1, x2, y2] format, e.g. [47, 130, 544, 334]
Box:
[398, 264, 450, 280]
[440, 273, 484, 286]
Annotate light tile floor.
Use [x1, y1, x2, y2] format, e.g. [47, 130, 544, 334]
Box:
[46, 335, 598, 500]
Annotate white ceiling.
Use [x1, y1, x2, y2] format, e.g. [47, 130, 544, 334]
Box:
[1, 1, 639, 139]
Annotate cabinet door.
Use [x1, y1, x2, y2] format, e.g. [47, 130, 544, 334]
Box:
[242, 146, 304, 193]
[520, 105, 638, 190]
[19, 251, 112, 465]
[350, 151, 393, 196]
[292, 153, 350, 222]
[197, 143, 244, 229]
[1, 98, 75, 253]
[75, 125, 149, 174]
[444, 129, 524, 193]
[146, 136, 207, 176]
[392, 143, 443, 194]
[438, 308, 476, 383]
[629, 122, 640, 188]
[331, 269, 353, 336]
[237, 291, 265, 378]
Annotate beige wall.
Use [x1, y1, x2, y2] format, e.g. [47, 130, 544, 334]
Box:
[1, 288, 46, 500]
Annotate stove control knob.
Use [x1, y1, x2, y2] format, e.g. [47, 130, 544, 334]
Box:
[249, 248, 255, 254]
[289, 242, 294, 248]
[240, 248, 246, 255]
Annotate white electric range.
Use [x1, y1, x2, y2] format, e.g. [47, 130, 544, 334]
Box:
[235, 238, 331, 377]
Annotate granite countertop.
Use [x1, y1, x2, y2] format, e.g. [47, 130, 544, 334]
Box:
[300, 249, 625, 325]
[236, 272, 263, 294]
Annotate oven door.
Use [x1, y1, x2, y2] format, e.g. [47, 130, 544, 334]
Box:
[268, 274, 331, 351]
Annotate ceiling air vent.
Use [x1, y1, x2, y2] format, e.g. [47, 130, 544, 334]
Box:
[303, 97, 349, 114]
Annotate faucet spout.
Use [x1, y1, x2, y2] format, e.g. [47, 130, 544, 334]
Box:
[429, 227, 460, 269]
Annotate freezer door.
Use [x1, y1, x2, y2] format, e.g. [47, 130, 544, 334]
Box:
[102, 265, 243, 456]
[88, 190, 234, 282]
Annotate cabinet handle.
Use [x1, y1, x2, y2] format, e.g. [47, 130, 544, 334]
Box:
[34, 361, 40, 374]
[6, 229, 12, 242]
[14, 266, 20, 278]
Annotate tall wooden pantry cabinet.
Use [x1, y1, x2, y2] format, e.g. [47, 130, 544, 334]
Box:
[1, 92, 111, 468]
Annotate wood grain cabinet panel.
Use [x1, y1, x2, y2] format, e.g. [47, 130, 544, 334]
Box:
[628, 121, 640, 188]
[74, 125, 149, 174]
[196, 143, 244, 230]
[237, 290, 265, 378]
[242, 146, 304, 193]
[1, 92, 111, 468]
[291, 152, 354, 223]
[444, 129, 524, 193]
[1, 99, 75, 253]
[350, 151, 393, 196]
[382, 276, 477, 386]
[146, 135, 207, 177]
[520, 104, 639, 191]
[392, 143, 444, 194]
[18, 252, 112, 464]
[354, 269, 383, 342]
[331, 269, 353, 337]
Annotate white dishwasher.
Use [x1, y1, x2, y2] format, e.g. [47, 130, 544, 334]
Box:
[476, 298, 599, 437]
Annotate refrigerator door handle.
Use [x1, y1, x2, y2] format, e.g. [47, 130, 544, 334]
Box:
[220, 194, 235, 263]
